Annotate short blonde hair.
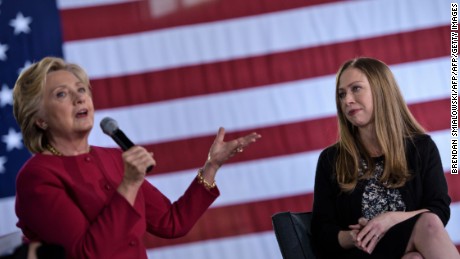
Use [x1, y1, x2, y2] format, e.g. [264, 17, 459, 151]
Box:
[13, 57, 91, 154]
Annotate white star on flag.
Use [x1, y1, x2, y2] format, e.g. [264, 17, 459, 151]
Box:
[17, 60, 31, 75]
[0, 84, 13, 107]
[9, 12, 32, 35]
[2, 128, 23, 152]
[0, 157, 6, 174]
[0, 43, 8, 61]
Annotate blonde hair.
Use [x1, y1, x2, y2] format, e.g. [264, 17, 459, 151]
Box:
[13, 57, 91, 154]
[335, 57, 425, 191]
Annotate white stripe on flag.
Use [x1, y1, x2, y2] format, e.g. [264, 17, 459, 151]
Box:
[89, 57, 449, 147]
[147, 149, 320, 208]
[432, 129, 452, 170]
[147, 231, 282, 259]
[57, 0, 139, 9]
[447, 202, 460, 244]
[63, 0, 448, 79]
[0, 197, 17, 236]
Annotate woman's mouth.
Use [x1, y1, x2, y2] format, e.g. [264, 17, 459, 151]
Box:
[76, 109, 88, 118]
[347, 109, 360, 116]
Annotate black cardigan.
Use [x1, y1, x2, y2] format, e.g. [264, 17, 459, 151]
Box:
[311, 134, 451, 257]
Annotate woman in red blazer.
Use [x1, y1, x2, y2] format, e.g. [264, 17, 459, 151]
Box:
[12, 57, 261, 259]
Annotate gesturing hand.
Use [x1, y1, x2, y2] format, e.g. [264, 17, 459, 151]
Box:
[206, 127, 261, 168]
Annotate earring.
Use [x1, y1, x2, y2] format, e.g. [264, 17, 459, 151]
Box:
[41, 123, 48, 130]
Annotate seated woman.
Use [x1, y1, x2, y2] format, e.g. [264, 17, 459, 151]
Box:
[311, 57, 459, 258]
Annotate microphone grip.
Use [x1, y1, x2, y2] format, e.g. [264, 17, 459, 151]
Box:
[112, 129, 153, 172]
[112, 129, 134, 151]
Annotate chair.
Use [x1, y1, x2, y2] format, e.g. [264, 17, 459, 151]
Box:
[271, 211, 316, 259]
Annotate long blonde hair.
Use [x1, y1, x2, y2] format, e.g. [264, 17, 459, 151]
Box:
[335, 57, 425, 192]
[13, 57, 91, 154]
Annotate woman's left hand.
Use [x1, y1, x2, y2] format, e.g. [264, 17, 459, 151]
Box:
[355, 212, 396, 254]
[199, 127, 261, 185]
[206, 127, 261, 169]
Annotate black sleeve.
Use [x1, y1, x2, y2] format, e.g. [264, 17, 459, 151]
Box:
[311, 147, 344, 255]
[417, 135, 451, 225]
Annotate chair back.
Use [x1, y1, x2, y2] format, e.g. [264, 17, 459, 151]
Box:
[271, 211, 316, 259]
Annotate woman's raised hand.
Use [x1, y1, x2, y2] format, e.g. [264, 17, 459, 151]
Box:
[206, 127, 261, 169]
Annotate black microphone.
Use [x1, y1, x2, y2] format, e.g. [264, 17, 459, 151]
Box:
[100, 117, 153, 172]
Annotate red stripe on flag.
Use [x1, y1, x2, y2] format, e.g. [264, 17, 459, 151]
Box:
[148, 99, 448, 174]
[409, 99, 450, 133]
[60, 0, 341, 41]
[90, 26, 449, 109]
[143, 193, 314, 248]
[150, 116, 337, 174]
[446, 174, 460, 203]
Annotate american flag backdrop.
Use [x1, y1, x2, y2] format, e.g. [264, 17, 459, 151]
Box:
[0, 0, 459, 258]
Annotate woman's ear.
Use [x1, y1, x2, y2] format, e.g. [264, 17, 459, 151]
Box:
[35, 118, 48, 130]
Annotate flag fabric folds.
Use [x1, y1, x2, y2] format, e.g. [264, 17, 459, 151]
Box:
[0, 0, 458, 258]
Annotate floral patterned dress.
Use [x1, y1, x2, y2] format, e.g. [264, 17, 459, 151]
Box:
[358, 157, 406, 220]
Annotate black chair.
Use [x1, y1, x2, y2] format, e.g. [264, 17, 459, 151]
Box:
[272, 211, 316, 259]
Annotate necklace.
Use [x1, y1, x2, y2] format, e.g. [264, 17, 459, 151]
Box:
[45, 143, 91, 156]
[45, 143, 63, 156]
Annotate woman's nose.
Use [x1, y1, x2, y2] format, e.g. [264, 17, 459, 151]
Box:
[344, 92, 354, 105]
[73, 91, 86, 104]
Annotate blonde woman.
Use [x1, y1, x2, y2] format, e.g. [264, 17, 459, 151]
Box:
[13, 57, 261, 259]
[311, 57, 459, 258]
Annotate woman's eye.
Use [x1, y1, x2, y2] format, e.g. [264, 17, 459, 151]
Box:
[338, 92, 346, 99]
[78, 87, 86, 93]
[352, 86, 361, 92]
[56, 91, 66, 98]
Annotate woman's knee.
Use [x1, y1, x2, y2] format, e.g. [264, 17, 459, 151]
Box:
[415, 212, 444, 236]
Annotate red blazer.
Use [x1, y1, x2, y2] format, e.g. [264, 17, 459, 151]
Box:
[15, 146, 219, 259]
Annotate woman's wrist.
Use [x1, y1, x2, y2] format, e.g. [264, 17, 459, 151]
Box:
[196, 161, 219, 189]
[204, 160, 220, 172]
[196, 168, 216, 190]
